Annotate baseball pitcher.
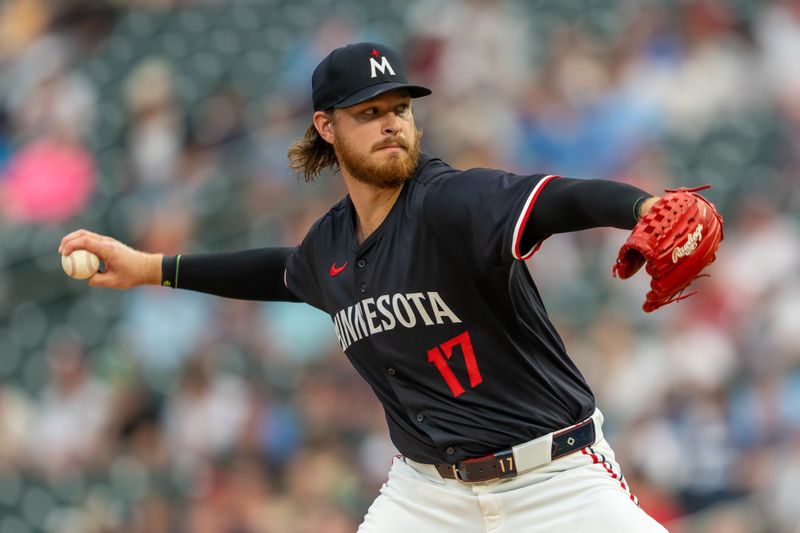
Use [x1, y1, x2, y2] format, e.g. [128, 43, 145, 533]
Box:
[59, 42, 722, 532]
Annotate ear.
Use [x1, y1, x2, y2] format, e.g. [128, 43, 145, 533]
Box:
[313, 111, 335, 144]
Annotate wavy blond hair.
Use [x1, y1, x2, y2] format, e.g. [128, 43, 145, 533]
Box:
[287, 118, 338, 183]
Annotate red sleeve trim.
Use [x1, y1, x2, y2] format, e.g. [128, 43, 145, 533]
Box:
[512, 175, 559, 260]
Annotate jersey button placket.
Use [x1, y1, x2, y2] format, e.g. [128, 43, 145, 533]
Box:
[356, 256, 368, 294]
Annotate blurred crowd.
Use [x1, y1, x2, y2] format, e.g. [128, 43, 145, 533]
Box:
[1, 0, 800, 532]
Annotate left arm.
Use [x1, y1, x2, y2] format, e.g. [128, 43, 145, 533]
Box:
[521, 178, 658, 250]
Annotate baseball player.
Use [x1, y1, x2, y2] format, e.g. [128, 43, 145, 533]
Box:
[60, 42, 722, 532]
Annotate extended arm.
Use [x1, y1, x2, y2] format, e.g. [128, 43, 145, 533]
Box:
[521, 178, 658, 250]
[161, 249, 300, 302]
[58, 229, 300, 302]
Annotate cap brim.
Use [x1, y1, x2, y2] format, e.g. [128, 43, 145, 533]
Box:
[333, 82, 432, 109]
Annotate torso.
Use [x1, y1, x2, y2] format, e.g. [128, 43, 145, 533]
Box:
[285, 153, 595, 463]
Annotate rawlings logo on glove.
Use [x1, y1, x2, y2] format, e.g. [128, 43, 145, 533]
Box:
[613, 185, 724, 312]
[672, 224, 703, 262]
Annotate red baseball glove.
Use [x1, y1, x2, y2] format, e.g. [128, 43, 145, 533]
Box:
[613, 185, 724, 312]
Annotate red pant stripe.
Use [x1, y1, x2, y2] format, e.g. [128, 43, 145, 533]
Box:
[587, 447, 641, 508]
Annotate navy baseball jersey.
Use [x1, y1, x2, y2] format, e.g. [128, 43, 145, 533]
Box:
[285, 153, 595, 464]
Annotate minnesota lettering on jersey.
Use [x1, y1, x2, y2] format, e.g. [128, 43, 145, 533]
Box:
[332, 291, 461, 351]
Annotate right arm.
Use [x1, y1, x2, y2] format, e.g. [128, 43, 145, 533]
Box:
[58, 229, 300, 302]
[161, 249, 299, 301]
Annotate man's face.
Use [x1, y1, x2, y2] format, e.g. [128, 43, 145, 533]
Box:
[330, 89, 421, 189]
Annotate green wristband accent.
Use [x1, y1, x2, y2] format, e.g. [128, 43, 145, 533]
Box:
[174, 254, 181, 289]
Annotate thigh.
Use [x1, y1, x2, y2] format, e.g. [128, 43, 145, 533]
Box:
[357, 458, 485, 533]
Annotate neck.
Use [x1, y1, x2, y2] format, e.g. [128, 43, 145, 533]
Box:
[342, 171, 403, 244]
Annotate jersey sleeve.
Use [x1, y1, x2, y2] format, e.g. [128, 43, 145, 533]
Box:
[284, 233, 326, 311]
[423, 169, 559, 263]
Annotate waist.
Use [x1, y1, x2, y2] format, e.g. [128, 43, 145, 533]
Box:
[404, 408, 604, 483]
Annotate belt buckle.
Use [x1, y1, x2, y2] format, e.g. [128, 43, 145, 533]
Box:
[450, 463, 462, 481]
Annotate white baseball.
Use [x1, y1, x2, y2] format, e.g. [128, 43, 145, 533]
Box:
[61, 249, 100, 279]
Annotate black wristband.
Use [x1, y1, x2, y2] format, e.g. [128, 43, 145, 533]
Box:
[161, 255, 180, 288]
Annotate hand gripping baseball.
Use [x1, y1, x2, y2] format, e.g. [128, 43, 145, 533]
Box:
[612, 185, 724, 312]
[58, 229, 163, 288]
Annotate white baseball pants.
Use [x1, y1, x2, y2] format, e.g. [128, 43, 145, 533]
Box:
[357, 437, 667, 532]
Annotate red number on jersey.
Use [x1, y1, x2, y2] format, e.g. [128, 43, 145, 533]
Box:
[427, 331, 483, 397]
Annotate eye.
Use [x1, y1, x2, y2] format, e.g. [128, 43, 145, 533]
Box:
[396, 104, 410, 114]
[362, 107, 378, 117]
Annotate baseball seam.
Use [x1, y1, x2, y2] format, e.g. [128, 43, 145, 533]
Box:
[84, 252, 93, 275]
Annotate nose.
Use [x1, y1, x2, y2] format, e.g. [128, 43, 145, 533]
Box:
[382, 112, 402, 134]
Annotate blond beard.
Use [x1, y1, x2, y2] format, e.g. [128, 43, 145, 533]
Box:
[334, 128, 422, 189]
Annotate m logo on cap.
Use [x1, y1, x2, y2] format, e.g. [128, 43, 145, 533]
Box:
[369, 49, 395, 79]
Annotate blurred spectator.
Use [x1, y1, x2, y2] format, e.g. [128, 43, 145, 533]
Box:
[123, 58, 183, 193]
[764, 280, 800, 363]
[664, 313, 738, 392]
[655, 1, 764, 138]
[514, 27, 663, 179]
[407, 0, 529, 100]
[756, 0, 800, 123]
[0, 134, 95, 223]
[8, 37, 96, 141]
[0, 23, 97, 224]
[729, 369, 800, 450]
[407, 0, 530, 166]
[239, 379, 301, 467]
[188, 84, 248, 158]
[715, 200, 800, 325]
[29, 334, 111, 477]
[163, 356, 248, 472]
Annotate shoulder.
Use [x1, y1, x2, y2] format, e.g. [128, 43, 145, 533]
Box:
[295, 197, 350, 257]
[411, 154, 514, 206]
[413, 153, 514, 187]
[409, 152, 459, 185]
[307, 196, 348, 235]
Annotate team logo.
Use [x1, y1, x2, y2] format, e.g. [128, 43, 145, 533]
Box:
[369, 49, 395, 78]
[672, 224, 703, 263]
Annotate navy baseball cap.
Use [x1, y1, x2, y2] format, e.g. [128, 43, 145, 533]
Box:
[312, 42, 431, 111]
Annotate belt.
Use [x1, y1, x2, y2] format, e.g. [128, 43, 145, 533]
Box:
[408, 409, 602, 483]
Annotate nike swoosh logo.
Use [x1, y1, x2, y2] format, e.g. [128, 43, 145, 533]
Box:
[329, 262, 348, 277]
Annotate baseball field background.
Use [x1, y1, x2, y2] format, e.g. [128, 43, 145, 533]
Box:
[1, 0, 799, 531]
